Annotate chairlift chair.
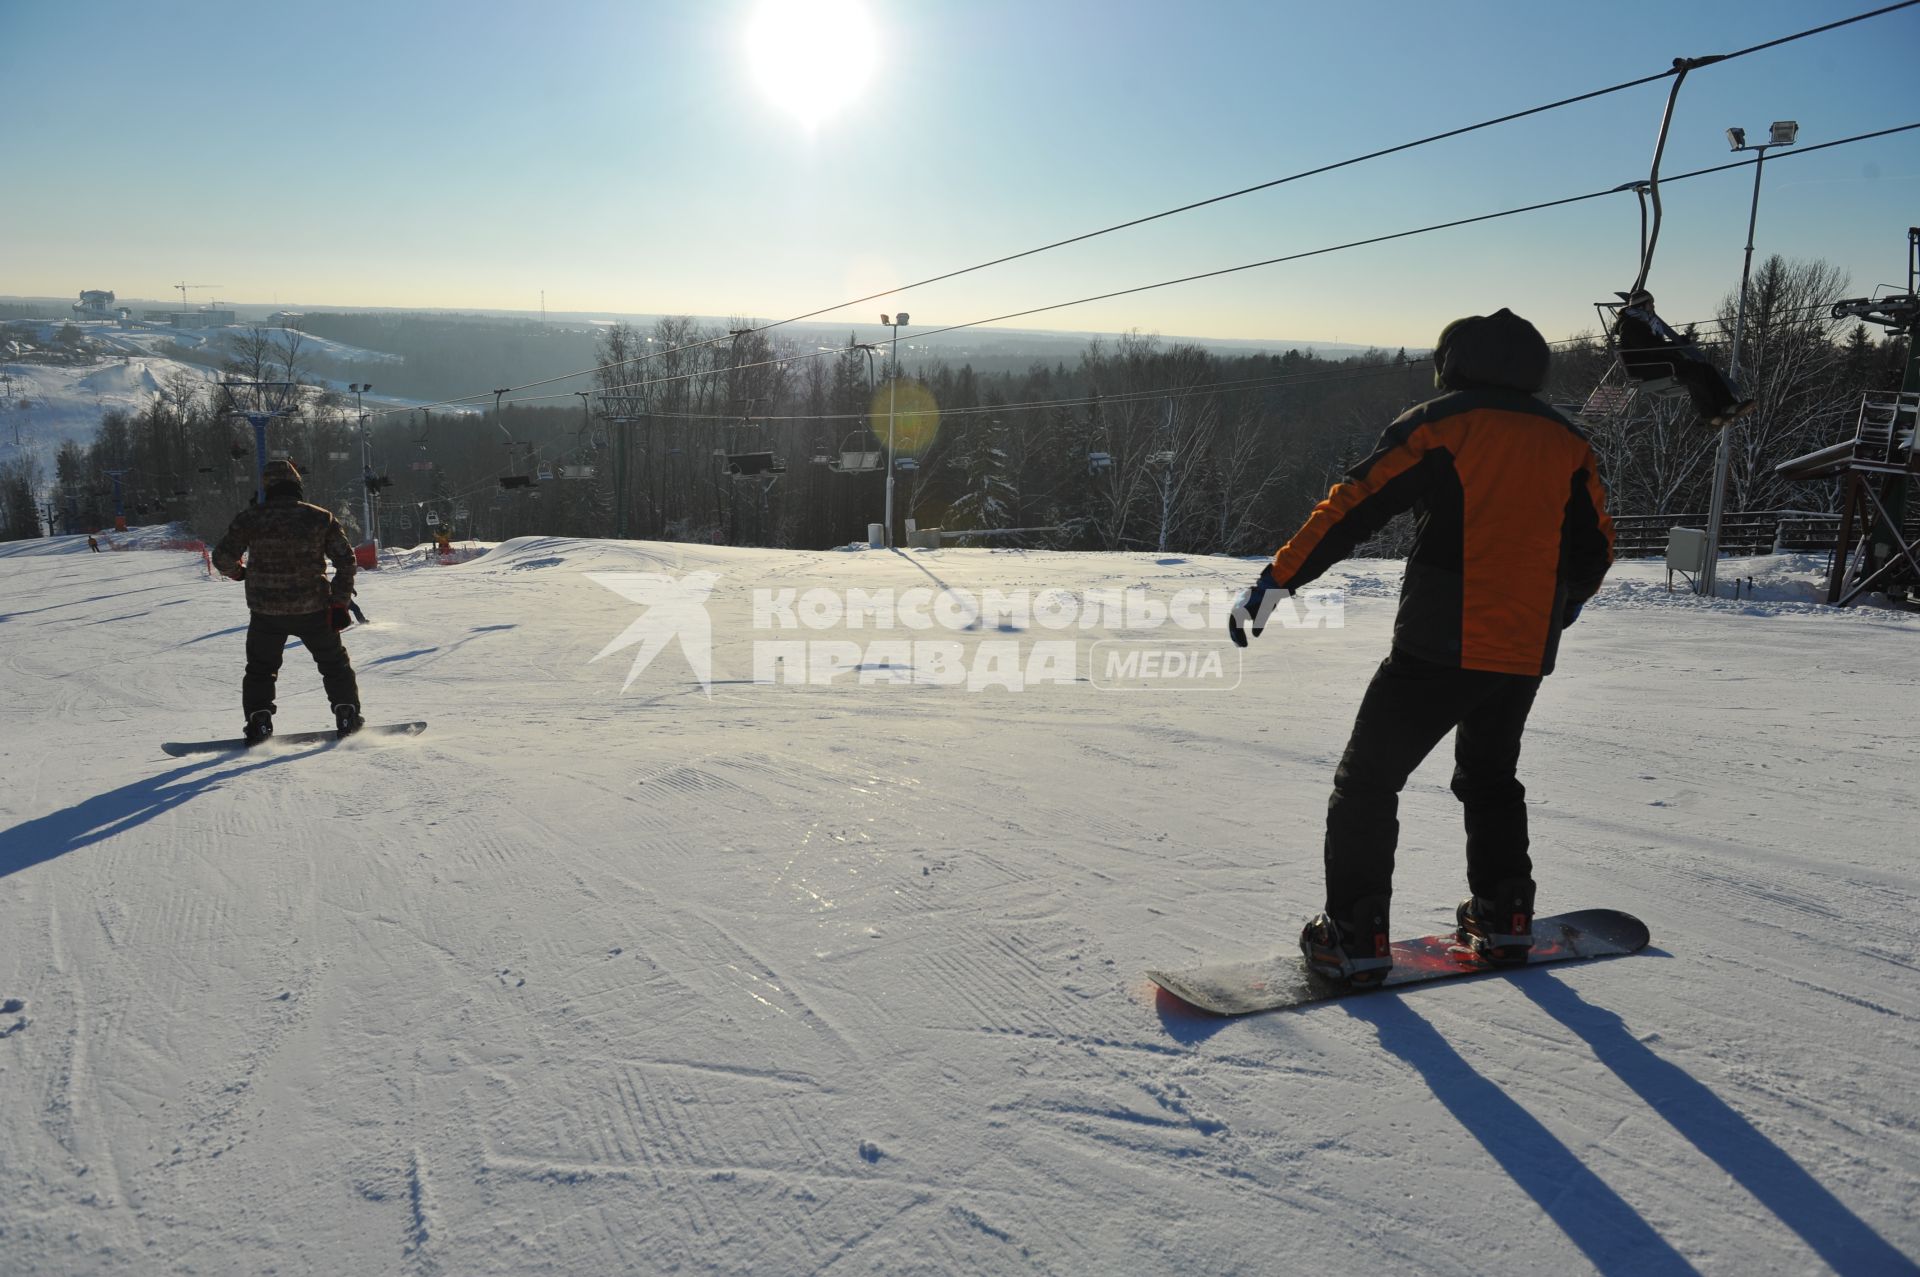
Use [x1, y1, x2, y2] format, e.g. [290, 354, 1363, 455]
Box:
[1581, 295, 1707, 421]
[726, 416, 788, 477]
[830, 430, 885, 473]
[1582, 57, 1721, 420]
[1088, 450, 1113, 474]
[725, 450, 787, 477]
[894, 456, 919, 473]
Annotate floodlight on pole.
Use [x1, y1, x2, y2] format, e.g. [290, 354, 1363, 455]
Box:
[1700, 120, 1799, 598]
[882, 314, 910, 547]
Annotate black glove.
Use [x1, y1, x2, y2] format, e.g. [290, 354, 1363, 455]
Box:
[1561, 601, 1584, 629]
[329, 603, 352, 631]
[228, 565, 247, 582]
[1228, 565, 1282, 648]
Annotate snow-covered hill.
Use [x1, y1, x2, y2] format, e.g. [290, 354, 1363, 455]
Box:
[0, 318, 436, 470]
[0, 540, 1915, 1275]
[0, 353, 210, 465]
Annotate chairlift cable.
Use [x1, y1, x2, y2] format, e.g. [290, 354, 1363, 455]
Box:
[371, 2, 1919, 422]
[541, 123, 1916, 411]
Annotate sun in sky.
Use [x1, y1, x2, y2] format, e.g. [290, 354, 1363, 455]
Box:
[746, 0, 879, 130]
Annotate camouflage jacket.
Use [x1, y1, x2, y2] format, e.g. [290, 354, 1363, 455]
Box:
[213, 495, 356, 616]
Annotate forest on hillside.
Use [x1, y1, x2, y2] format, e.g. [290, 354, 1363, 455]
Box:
[4, 256, 1905, 556]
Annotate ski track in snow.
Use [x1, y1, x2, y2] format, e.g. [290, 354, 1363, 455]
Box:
[1, 534, 1917, 1275]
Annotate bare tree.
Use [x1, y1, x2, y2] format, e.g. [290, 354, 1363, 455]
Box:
[1715, 255, 1851, 510]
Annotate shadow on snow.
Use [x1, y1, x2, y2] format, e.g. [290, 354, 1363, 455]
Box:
[0, 749, 325, 881]
[1515, 974, 1911, 1274]
[1347, 971, 1909, 1274]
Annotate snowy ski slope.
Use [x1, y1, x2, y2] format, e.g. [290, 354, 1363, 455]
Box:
[0, 536, 1915, 1275]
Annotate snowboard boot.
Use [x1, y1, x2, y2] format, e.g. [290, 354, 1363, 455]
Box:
[334, 704, 366, 741]
[243, 711, 274, 746]
[1300, 894, 1392, 988]
[1457, 877, 1536, 964]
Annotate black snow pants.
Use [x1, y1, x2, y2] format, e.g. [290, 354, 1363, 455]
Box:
[243, 610, 360, 720]
[1323, 649, 1541, 917]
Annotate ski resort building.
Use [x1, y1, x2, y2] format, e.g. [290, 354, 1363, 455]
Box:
[72, 289, 116, 317]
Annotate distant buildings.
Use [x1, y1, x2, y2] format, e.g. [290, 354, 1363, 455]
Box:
[139, 309, 238, 329]
[73, 290, 126, 319]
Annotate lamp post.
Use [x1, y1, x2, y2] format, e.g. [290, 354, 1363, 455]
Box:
[350, 383, 375, 545]
[879, 313, 909, 547]
[1700, 120, 1797, 598]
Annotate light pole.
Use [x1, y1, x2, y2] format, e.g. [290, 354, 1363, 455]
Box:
[350, 383, 375, 545]
[1700, 120, 1797, 598]
[879, 313, 909, 546]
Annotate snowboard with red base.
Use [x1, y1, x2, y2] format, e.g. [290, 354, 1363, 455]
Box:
[161, 721, 427, 757]
[1148, 908, 1649, 1015]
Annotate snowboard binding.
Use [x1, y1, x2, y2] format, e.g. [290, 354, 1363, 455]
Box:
[1456, 878, 1536, 965]
[1300, 895, 1393, 988]
[243, 711, 274, 746]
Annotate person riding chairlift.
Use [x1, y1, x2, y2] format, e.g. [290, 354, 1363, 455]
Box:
[1614, 289, 1755, 428]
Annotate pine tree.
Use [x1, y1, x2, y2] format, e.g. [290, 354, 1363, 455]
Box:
[945, 416, 1015, 530]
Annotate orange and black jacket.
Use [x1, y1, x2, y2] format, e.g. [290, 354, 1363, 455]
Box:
[1270, 388, 1614, 677]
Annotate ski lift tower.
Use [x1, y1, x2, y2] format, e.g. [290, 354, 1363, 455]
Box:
[1775, 227, 1920, 607]
[350, 383, 375, 542]
[103, 467, 130, 531]
[220, 379, 301, 503]
[596, 390, 647, 539]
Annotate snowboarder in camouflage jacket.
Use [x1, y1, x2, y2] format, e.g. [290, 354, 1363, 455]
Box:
[212, 460, 365, 742]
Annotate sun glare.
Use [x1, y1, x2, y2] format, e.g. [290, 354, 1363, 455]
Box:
[747, 0, 878, 129]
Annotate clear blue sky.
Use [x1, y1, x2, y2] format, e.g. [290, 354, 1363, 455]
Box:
[2, 0, 1915, 349]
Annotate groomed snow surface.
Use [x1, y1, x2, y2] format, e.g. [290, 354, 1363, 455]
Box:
[1, 535, 1916, 1276]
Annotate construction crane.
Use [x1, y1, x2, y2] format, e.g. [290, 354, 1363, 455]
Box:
[173, 281, 222, 309]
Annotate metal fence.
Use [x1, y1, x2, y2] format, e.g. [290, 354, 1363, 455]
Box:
[1612, 508, 1920, 558]
[1610, 511, 1842, 559]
